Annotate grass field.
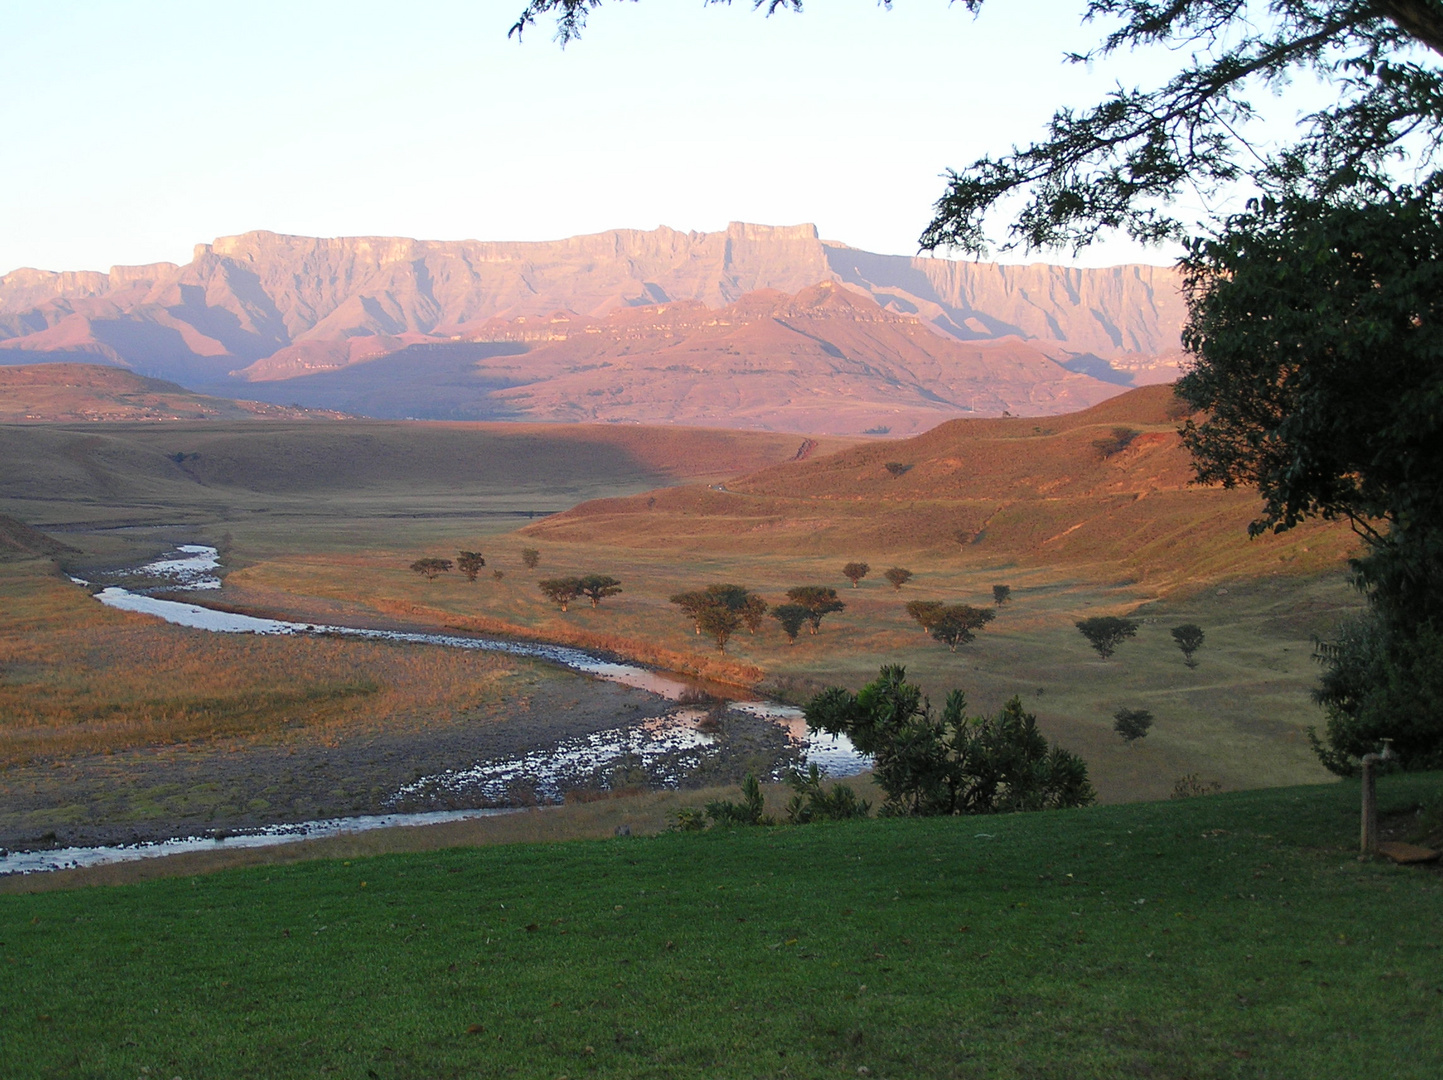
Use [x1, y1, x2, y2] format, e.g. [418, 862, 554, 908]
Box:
[2, 773, 1441, 1079]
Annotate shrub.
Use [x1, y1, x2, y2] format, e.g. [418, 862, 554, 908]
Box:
[1113, 707, 1154, 743]
[704, 773, 774, 827]
[1092, 426, 1140, 458]
[992, 584, 1011, 606]
[520, 548, 540, 570]
[1171, 774, 1223, 799]
[805, 665, 1095, 817]
[785, 764, 870, 824]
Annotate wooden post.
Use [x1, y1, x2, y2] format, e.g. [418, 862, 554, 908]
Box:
[1360, 759, 1378, 854]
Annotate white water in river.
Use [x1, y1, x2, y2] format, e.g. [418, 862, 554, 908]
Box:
[1, 547, 867, 874]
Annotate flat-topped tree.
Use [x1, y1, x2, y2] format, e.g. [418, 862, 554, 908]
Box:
[1171, 624, 1205, 668]
[930, 604, 995, 652]
[883, 567, 913, 591]
[578, 573, 622, 608]
[456, 551, 486, 582]
[410, 557, 453, 582]
[538, 577, 582, 612]
[786, 586, 845, 635]
[905, 600, 945, 635]
[842, 562, 870, 588]
[1076, 616, 1139, 660]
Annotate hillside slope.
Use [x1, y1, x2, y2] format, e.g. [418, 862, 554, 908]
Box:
[523, 385, 1356, 586]
[0, 363, 345, 423]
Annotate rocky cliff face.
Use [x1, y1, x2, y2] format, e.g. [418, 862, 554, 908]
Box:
[0, 223, 1184, 431]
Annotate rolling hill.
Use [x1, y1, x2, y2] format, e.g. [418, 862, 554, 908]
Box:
[0, 363, 345, 423]
[521, 384, 1356, 588]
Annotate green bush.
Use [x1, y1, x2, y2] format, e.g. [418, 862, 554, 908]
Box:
[784, 764, 871, 824]
[804, 665, 1094, 816]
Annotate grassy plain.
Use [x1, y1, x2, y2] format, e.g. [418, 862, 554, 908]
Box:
[2, 774, 1442, 1079]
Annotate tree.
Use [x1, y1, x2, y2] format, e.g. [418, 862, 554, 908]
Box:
[1171, 624, 1205, 668]
[409, 557, 452, 582]
[1176, 184, 1443, 771]
[669, 590, 711, 633]
[739, 593, 769, 634]
[992, 584, 1011, 606]
[697, 604, 742, 652]
[785, 586, 845, 635]
[1076, 616, 1138, 660]
[905, 599, 945, 634]
[841, 562, 871, 588]
[578, 573, 623, 608]
[520, 548, 540, 570]
[883, 567, 913, 591]
[1113, 707, 1154, 744]
[456, 551, 486, 582]
[538, 577, 582, 611]
[1092, 427, 1139, 459]
[671, 584, 766, 635]
[930, 604, 996, 652]
[804, 665, 1095, 817]
[512, 3, 1443, 258]
[770, 603, 811, 644]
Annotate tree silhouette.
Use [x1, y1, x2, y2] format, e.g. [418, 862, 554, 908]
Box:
[520, 548, 540, 570]
[1171, 624, 1205, 668]
[905, 600, 945, 635]
[538, 577, 582, 611]
[457, 551, 486, 582]
[410, 558, 453, 582]
[1113, 708, 1154, 744]
[578, 574, 623, 608]
[1076, 616, 1139, 660]
[786, 586, 845, 635]
[697, 605, 742, 652]
[841, 562, 871, 588]
[930, 604, 995, 652]
[770, 604, 811, 645]
[992, 584, 1011, 606]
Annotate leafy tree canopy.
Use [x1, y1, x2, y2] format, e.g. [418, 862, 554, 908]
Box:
[930, 604, 996, 652]
[770, 603, 812, 642]
[511, 0, 1443, 254]
[1076, 615, 1139, 659]
[457, 551, 486, 582]
[804, 665, 1095, 816]
[578, 573, 623, 608]
[883, 567, 914, 590]
[538, 576, 583, 611]
[1113, 707, 1155, 743]
[409, 557, 453, 581]
[1171, 623, 1206, 666]
[785, 586, 846, 634]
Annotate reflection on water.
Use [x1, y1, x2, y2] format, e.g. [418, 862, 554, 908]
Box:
[4, 547, 869, 875]
[0, 808, 516, 876]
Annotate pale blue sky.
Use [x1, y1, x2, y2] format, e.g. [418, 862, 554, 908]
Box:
[1, 0, 1282, 273]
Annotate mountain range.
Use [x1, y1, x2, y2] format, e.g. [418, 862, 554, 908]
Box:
[0, 223, 1187, 434]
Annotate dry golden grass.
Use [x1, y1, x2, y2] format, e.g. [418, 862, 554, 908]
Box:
[0, 558, 518, 765]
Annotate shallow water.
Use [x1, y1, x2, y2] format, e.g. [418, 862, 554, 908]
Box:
[0, 808, 516, 875]
[3, 547, 868, 873]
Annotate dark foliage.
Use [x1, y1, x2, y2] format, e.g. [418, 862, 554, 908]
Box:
[770, 603, 811, 643]
[538, 576, 583, 611]
[1076, 615, 1139, 659]
[785, 586, 845, 635]
[804, 665, 1095, 817]
[930, 604, 996, 652]
[883, 567, 914, 590]
[905, 599, 946, 634]
[409, 557, 453, 581]
[578, 573, 623, 608]
[456, 551, 486, 582]
[992, 584, 1011, 606]
[705, 773, 774, 827]
[1113, 707, 1155, 743]
[785, 764, 871, 824]
[1171, 623, 1205, 667]
[842, 562, 871, 588]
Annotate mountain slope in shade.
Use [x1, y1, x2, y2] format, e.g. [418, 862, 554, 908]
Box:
[0, 364, 345, 423]
[314, 282, 1116, 434]
[522, 385, 1355, 587]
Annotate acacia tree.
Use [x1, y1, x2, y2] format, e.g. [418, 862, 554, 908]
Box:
[697, 604, 742, 652]
[841, 562, 871, 588]
[578, 573, 623, 608]
[1171, 624, 1205, 667]
[457, 551, 486, 582]
[883, 567, 914, 591]
[671, 584, 767, 635]
[1076, 616, 1139, 660]
[520, 548, 541, 570]
[538, 577, 582, 611]
[905, 599, 946, 635]
[410, 557, 452, 582]
[930, 604, 996, 652]
[786, 586, 846, 635]
[770, 603, 811, 644]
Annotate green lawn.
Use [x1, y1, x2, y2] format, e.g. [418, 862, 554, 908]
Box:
[3, 775, 1442, 1079]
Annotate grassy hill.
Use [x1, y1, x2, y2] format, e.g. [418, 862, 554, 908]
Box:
[2, 774, 1440, 1079]
[522, 385, 1354, 588]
